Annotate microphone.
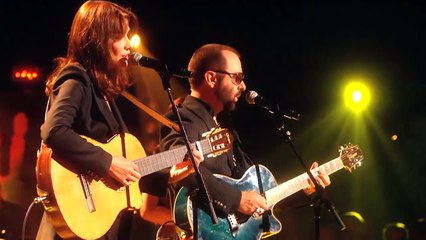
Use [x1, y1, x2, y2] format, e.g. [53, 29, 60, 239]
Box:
[245, 90, 300, 121]
[130, 52, 167, 72]
[131, 52, 191, 79]
[245, 90, 264, 105]
[245, 90, 275, 114]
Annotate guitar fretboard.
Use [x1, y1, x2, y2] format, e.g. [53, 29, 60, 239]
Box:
[134, 139, 212, 177]
[265, 157, 344, 208]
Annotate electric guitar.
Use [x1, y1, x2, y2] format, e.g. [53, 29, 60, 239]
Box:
[36, 128, 233, 240]
[173, 144, 363, 240]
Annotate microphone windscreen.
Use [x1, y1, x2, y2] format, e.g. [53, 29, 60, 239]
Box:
[131, 52, 142, 63]
[245, 90, 258, 105]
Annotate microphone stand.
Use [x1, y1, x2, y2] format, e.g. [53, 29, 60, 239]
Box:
[268, 104, 346, 240]
[154, 64, 218, 239]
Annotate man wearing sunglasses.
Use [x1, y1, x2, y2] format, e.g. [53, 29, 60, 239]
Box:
[140, 44, 330, 237]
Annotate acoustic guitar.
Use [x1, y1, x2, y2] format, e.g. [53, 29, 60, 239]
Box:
[36, 128, 232, 239]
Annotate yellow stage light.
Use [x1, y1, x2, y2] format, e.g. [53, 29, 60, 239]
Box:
[344, 82, 371, 113]
[130, 34, 141, 49]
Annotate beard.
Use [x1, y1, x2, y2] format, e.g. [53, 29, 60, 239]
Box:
[223, 100, 237, 112]
[215, 88, 238, 112]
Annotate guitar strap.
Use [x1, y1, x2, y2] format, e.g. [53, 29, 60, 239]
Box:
[121, 90, 180, 131]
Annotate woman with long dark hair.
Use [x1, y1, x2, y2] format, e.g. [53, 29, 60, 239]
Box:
[37, 1, 141, 239]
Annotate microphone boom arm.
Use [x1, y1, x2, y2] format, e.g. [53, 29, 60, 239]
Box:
[245, 90, 300, 121]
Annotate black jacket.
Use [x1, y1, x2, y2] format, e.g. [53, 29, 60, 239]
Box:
[40, 64, 127, 177]
[157, 96, 251, 214]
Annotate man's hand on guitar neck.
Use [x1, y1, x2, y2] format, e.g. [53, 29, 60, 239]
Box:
[109, 155, 141, 186]
[237, 162, 331, 216]
[238, 191, 268, 216]
[303, 162, 331, 196]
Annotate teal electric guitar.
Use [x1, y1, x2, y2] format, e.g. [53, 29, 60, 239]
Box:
[173, 144, 363, 240]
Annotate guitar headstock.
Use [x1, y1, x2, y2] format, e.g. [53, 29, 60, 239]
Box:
[202, 127, 234, 157]
[339, 143, 364, 172]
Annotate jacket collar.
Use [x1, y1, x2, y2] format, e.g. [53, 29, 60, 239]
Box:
[183, 95, 217, 130]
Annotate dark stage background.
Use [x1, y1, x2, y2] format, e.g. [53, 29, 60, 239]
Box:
[1, 1, 425, 239]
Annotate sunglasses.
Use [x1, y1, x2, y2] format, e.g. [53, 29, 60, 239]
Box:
[211, 70, 245, 85]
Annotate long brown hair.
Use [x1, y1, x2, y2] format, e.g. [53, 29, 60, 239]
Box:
[45, 0, 138, 99]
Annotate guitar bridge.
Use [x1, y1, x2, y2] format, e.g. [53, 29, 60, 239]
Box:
[79, 174, 96, 212]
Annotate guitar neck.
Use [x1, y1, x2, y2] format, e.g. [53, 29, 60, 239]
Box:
[134, 139, 212, 177]
[265, 157, 344, 208]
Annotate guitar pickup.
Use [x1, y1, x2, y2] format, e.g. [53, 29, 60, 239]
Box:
[227, 214, 239, 237]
